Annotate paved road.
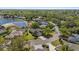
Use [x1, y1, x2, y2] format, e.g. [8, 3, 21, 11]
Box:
[47, 43, 56, 51]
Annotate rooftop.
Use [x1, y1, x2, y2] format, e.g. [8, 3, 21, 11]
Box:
[68, 34, 79, 42]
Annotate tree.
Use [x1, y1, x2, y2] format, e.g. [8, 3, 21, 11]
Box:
[31, 22, 39, 28]
[42, 27, 52, 37]
[52, 18, 61, 26]
[60, 27, 71, 37]
[23, 32, 34, 41]
[59, 38, 64, 45]
[0, 36, 5, 45]
[10, 37, 24, 51]
[47, 23, 54, 29]
[61, 44, 73, 51]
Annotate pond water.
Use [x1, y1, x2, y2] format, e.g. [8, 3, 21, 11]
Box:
[13, 21, 28, 27]
[0, 18, 28, 27]
[0, 18, 23, 25]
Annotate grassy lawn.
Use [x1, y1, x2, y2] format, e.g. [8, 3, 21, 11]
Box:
[52, 39, 61, 46]
[52, 39, 70, 46]
[23, 32, 35, 41]
[16, 19, 24, 21]
[49, 32, 55, 36]
[0, 36, 5, 44]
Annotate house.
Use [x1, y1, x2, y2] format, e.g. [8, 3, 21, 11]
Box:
[7, 25, 19, 31]
[68, 34, 79, 43]
[17, 16, 26, 19]
[28, 43, 48, 51]
[5, 29, 25, 39]
[32, 16, 43, 22]
[0, 25, 6, 34]
[67, 22, 76, 28]
[0, 15, 3, 18]
[39, 21, 48, 27]
[38, 36, 47, 40]
[33, 18, 41, 22]
[39, 21, 48, 25]
[33, 44, 44, 50]
[32, 16, 48, 27]
[30, 29, 42, 37]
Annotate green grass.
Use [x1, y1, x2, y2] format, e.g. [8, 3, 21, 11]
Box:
[0, 36, 5, 44]
[49, 32, 55, 36]
[16, 19, 24, 21]
[52, 39, 61, 46]
[23, 32, 34, 41]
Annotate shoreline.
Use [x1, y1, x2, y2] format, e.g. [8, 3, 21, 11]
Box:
[2, 21, 27, 28]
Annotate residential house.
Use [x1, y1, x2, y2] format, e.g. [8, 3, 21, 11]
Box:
[38, 36, 47, 40]
[39, 21, 48, 27]
[5, 29, 25, 39]
[32, 16, 43, 22]
[68, 34, 79, 43]
[0, 25, 6, 34]
[17, 16, 26, 19]
[30, 28, 42, 37]
[32, 44, 44, 51]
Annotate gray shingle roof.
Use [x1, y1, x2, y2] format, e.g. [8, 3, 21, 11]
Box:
[68, 34, 79, 42]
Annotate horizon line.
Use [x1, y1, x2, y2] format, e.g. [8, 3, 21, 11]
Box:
[0, 7, 79, 10]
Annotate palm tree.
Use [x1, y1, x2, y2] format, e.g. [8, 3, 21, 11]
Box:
[59, 38, 64, 45]
[43, 27, 52, 37]
[61, 44, 73, 51]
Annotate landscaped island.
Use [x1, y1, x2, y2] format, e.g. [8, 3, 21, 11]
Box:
[0, 10, 79, 51]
